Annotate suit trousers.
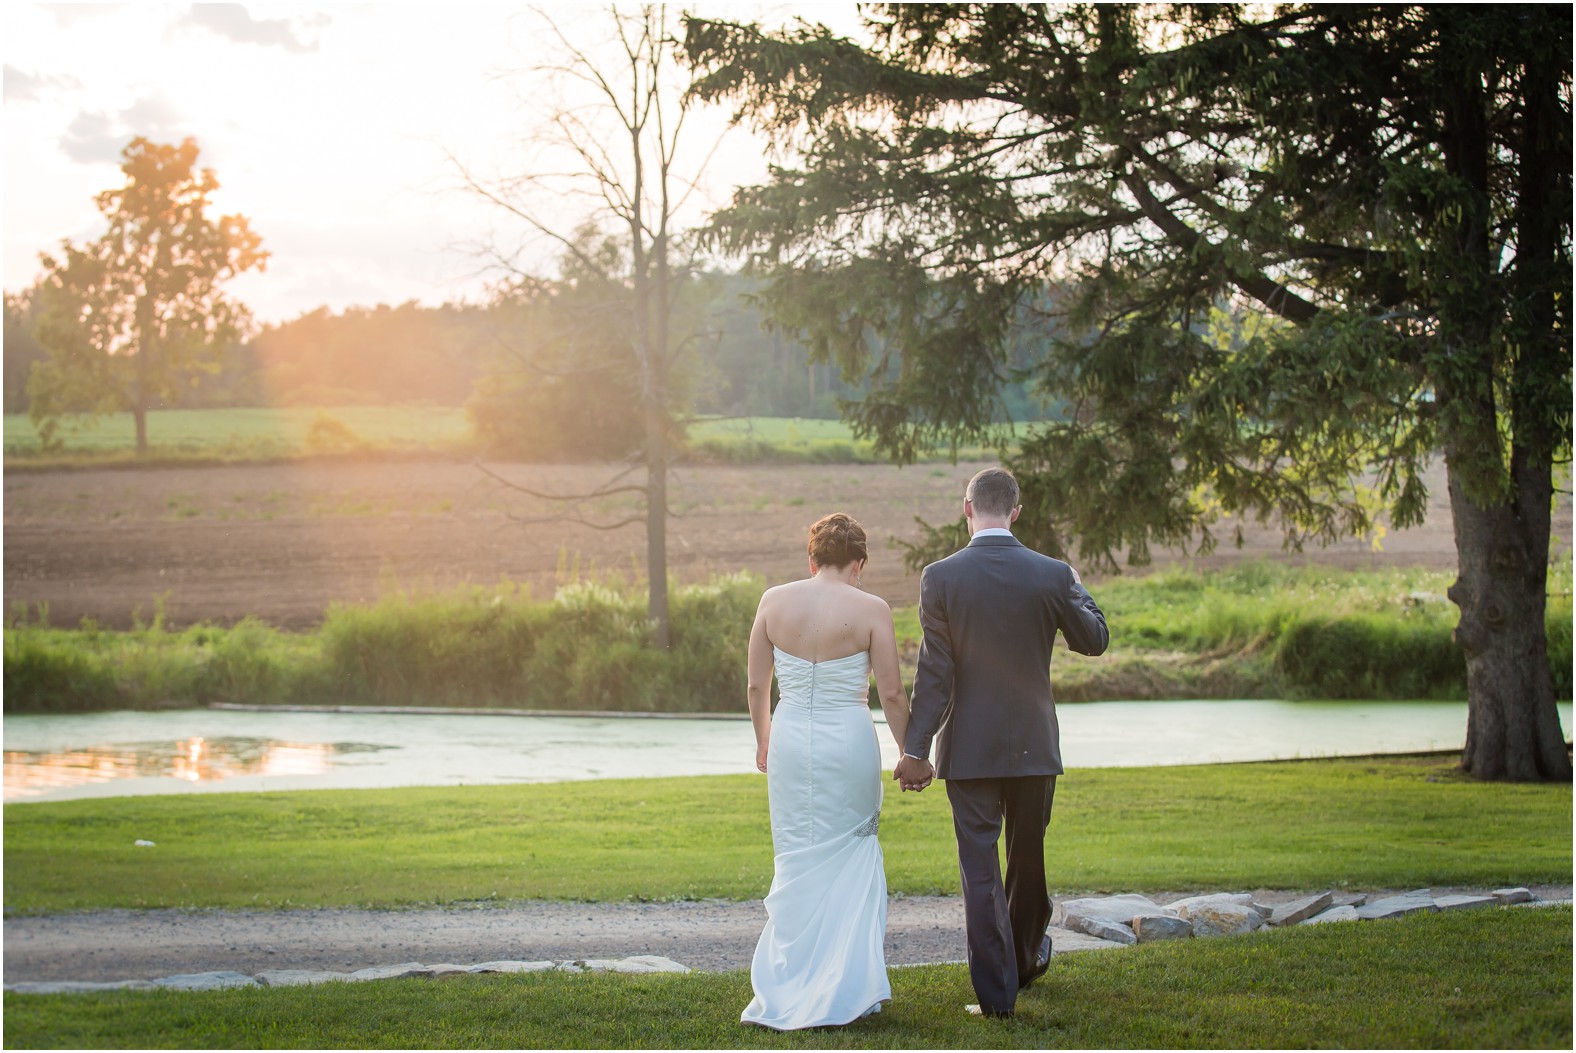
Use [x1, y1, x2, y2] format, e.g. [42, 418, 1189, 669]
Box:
[945, 775, 1057, 1014]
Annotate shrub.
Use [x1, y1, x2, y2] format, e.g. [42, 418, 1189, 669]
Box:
[318, 585, 547, 707]
[1275, 614, 1466, 699]
[2, 630, 122, 712]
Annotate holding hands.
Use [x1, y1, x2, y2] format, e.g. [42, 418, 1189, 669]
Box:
[893, 755, 934, 792]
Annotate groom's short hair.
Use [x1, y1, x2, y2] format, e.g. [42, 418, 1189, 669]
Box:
[966, 467, 1020, 518]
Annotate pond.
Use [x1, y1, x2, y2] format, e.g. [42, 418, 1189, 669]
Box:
[9, 699, 1567, 803]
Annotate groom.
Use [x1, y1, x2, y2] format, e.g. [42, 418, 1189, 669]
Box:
[894, 466, 1109, 1017]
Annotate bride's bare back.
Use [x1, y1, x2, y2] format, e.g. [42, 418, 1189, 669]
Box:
[743, 512, 911, 772]
[758, 577, 889, 665]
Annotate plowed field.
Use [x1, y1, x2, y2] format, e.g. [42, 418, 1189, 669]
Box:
[4, 458, 1560, 630]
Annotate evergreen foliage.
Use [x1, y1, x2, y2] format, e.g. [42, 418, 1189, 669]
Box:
[684, 4, 1572, 779]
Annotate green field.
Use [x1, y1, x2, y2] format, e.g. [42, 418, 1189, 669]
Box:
[4, 758, 1568, 911]
[3, 407, 1005, 465]
[4, 760, 1570, 1047]
[3, 406, 472, 459]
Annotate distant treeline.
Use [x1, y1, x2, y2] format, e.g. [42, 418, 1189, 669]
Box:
[4, 274, 1056, 423]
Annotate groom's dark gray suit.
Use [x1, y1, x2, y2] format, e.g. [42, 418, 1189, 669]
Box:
[904, 532, 1108, 1014]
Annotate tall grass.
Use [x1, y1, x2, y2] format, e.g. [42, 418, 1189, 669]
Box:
[5, 565, 1570, 714]
[1060, 562, 1573, 701]
[4, 575, 760, 714]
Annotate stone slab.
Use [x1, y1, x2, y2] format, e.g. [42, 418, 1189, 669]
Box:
[1059, 894, 1171, 928]
[255, 970, 352, 987]
[1166, 892, 1255, 913]
[1271, 891, 1334, 927]
[1302, 905, 1360, 925]
[466, 960, 557, 974]
[154, 971, 258, 990]
[1063, 915, 1137, 945]
[1491, 887, 1533, 905]
[1356, 889, 1438, 921]
[1176, 901, 1264, 937]
[1046, 929, 1130, 953]
[1433, 894, 1498, 912]
[349, 963, 435, 981]
[6, 980, 159, 994]
[610, 955, 690, 973]
[1132, 914, 1192, 942]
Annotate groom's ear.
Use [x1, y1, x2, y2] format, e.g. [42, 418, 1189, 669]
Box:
[1009, 505, 1022, 523]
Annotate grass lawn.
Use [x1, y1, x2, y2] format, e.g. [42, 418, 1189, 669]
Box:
[2, 406, 472, 461]
[4, 906, 1569, 1048]
[3, 407, 1009, 467]
[4, 757, 1569, 911]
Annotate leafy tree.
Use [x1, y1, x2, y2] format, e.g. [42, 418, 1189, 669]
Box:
[468, 227, 688, 462]
[685, 5, 1572, 779]
[29, 137, 267, 452]
[3, 291, 48, 414]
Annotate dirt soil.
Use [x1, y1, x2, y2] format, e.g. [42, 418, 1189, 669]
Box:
[9, 457, 1558, 631]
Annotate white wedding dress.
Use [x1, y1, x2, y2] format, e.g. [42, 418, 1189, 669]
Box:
[741, 646, 890, 1030]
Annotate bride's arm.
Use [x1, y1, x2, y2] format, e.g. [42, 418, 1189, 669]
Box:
[746, 596, 774, 772]
[868, 601, 910, 750]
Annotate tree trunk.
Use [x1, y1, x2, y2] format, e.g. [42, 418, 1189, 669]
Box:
[133, 403, 148, 455]
[1435, 22, 1570, 782]
[1446, 448, 1569, 781]
[645, 433, 670, 650]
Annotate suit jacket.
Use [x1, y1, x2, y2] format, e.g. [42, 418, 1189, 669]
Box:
[905, 534, 1109, 779]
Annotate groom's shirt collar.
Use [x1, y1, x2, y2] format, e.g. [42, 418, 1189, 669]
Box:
[970, 527, 1015, 542]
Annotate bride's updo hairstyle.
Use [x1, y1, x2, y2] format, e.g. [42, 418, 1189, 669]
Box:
[807, 512, 868, 570]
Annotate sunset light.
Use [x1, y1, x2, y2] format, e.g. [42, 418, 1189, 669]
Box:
[4, 3, 847, 325]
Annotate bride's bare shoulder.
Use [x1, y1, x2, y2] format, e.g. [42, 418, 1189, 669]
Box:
[758, 579, 808, 606]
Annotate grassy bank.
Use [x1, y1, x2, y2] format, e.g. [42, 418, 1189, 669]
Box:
[4, 575, 759, 714]
[4, 757, 1568, 912]
[5, 905, 1570, 1049]
[7, 564, 1570, 714]
[1050, 562, 1573, 701]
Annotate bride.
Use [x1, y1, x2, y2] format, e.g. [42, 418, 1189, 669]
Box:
[741, 512, 914, 1030]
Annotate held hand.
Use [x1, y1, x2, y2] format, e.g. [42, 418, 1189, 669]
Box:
[756, 740, 769, 773]
[893, 755, 934, 792]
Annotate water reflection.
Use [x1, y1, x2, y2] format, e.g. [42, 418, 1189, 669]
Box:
[4, 701, 1568, 804]
[3, 737, 389, 800]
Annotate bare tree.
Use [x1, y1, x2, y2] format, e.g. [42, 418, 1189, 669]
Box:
[456, 4, 724, 648]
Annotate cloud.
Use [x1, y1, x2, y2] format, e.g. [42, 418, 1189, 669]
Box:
[60, 94, 189, 166]
[3, 64, 82, 104]
[176, 4, 328, 53]
[47, 5, 124, 28]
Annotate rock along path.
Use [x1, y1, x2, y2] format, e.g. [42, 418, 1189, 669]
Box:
[6, 884, 1569, 988]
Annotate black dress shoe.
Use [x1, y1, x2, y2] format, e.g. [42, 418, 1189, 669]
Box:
[1018, 934, 1053, 990]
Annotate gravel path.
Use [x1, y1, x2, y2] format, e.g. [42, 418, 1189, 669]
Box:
[3, 897, 957, 981]
[8, 885, 1569, 983]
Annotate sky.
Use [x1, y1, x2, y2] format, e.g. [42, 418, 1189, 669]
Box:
[4, 2, 861, 326]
